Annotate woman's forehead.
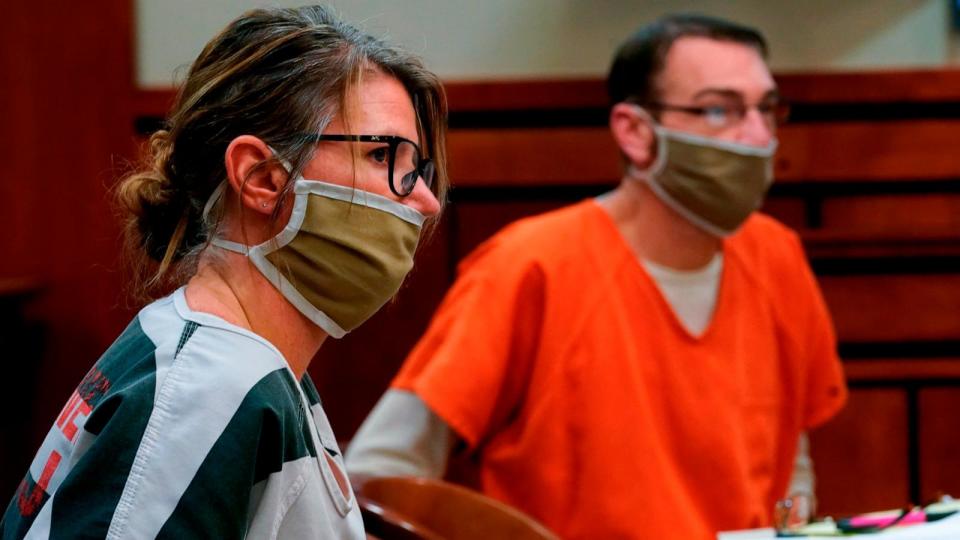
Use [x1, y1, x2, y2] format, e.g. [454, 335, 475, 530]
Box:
[330, 72, 417, 138]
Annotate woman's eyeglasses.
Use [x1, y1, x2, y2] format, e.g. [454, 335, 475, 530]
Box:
[301, 134, 434, 197]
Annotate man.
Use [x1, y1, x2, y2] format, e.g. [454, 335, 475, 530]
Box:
[346, 14, 847, 539]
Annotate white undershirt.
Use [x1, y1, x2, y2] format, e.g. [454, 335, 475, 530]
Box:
[642, 253, 724, 337]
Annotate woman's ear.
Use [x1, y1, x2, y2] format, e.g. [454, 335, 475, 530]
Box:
[609, 104, 657, 170]
[224, 135, 288, 215]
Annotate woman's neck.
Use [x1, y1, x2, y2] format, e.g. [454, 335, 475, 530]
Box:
[184, 254, 327, 378]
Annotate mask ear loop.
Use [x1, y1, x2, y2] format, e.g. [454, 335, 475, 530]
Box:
[202, 181, 227, 226]
[202, 145, 294, 226]
[268, 145, 294, 174]
[624, 107, 735, 237]
[626, 106, 668, 182]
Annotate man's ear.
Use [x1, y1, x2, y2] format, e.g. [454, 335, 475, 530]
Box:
[609, 103, 657, 170]
[224, 135, 288, 215]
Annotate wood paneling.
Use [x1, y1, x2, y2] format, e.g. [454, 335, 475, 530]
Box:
[446, 121, 960, 186]
[919, 388, 960, 503]
[454, 201, 574, 260]
[1, 0, 136, 499]
[759, 197, 808, 231]
[819, 275, 960, 343]
[419, 122, 960, 186]
[819, 195, 960, 240]
[447, 128, 620, 186]
[445, 78, 607, 111]
[811, 388, 910, 516]
[845, 359, 960, 381]
[776, 69, 960, 104]
[776, 121, 960, 181]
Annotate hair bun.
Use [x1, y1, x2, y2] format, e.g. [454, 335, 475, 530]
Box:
[116, 129, 185, 262]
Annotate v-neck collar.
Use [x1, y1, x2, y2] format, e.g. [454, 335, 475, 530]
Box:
[588, 198, 732, 343]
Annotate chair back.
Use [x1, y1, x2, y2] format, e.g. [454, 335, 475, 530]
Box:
[356, 476, 559, 540]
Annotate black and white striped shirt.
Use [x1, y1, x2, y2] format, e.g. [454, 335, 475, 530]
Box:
[2, 288, 364, 539]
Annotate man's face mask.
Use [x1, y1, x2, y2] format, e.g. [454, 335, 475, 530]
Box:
[205, 170, 424, 339]
[628, 107, 778, 237]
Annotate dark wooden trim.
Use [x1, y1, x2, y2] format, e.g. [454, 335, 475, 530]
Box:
[840, 341, 960, 360]
[132, 69, 960, 121]
[448, 101, 960, 129]
[812, 255, 960, 275]
[776, 69, 960, 104]
[444, 78, 607, 111]
[844, 359, 960, 382]
[448, 180, 960, 202]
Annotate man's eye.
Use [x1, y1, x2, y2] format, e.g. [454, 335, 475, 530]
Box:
[369, 147, 389, 164]
[702, 105, 729, 121]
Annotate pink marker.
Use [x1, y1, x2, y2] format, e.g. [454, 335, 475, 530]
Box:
[838, 508, 926, 531]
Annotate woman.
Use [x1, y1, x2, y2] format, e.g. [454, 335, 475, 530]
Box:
[1, 6, 446, 539]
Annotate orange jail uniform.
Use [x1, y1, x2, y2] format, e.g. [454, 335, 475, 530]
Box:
[393, 199, 847, 539]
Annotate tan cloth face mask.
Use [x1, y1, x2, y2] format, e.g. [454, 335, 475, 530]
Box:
[628, 107, 778, 237]
[208, 179, 424, 338]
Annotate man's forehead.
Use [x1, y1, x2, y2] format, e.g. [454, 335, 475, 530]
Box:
[656, 36, 776, 101]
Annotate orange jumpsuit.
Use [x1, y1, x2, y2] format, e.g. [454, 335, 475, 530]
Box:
[394, 200, 847, 539]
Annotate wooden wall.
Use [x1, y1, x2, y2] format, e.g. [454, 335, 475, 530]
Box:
[3, 0, 959, 521]
[0, 0, 137, 503]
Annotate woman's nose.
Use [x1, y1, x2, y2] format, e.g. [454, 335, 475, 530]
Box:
[403, 177, 441, 218]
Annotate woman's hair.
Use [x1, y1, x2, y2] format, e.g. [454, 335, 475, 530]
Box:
[116, 5, 448, 301]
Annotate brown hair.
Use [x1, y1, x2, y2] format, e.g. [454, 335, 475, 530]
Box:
[116, 5, 448, 301]
[607, 13, 768, 107]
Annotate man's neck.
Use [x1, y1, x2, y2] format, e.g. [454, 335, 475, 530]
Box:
[597, 179, 722, 270]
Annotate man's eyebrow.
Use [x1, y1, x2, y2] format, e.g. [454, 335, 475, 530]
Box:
[691, 87, 780, 101]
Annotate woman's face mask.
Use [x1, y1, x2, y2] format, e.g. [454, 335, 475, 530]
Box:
[629, 107, 778, 237]
[206, 176, 425, 338]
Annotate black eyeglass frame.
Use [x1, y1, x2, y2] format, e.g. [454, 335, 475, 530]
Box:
[642, 100, 791, 128]
[299, 134, 434, 198]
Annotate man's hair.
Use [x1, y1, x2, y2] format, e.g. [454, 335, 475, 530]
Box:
[606, 14, 768, 107]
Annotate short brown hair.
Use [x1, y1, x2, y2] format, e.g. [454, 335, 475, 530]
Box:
[607, 13, 768, 107]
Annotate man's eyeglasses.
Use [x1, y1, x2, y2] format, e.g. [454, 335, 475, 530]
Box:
[644, 100, 790, 130]
[301, 134, 435, 197]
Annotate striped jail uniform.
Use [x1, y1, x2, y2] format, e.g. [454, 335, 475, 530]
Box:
[1, 288, 364, 539]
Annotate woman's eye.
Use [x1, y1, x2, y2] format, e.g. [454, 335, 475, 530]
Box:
[369, 147, 390, 164]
